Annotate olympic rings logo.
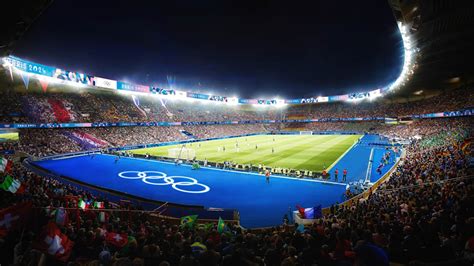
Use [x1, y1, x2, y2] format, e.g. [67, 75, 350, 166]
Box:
[117, 171, 210, 194]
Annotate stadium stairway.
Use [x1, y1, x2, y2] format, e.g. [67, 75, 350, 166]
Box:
[369, 148, 397, 183]
[328, 134, 396, 184]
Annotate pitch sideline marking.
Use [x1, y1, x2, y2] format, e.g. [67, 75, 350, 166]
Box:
[326, 135, 362, 172]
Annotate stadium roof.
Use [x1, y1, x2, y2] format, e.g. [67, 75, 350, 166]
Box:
[387, 0, 474, 98]
[0, 0, 53, 56]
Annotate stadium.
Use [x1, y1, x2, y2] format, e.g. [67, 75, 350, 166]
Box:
[0, 1, 473, 265]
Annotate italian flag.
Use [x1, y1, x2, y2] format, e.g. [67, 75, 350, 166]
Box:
[0, 175, 24, 194]
[93, 201, 104, 209]
[98, 211, 108, 223]
[0, 158, 12, 173]
[78, 199, 88, 210]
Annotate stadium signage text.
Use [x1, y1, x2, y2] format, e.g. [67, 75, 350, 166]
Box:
[3, 56, 397, 106]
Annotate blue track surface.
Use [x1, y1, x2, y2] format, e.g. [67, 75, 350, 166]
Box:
[329, 135, 398, 184]
[370, 149, 397, 183]
[328, 145, 372, 183]
[33, 154, 348, 228]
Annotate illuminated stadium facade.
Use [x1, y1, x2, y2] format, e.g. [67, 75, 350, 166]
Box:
[1, 19, 417, 107]
[0, 11, 418, 107]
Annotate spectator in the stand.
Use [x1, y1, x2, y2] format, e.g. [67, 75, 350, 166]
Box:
[0, 79, 473, 265]
[0, 118, 472, 265]
[1, 80, 473, 124]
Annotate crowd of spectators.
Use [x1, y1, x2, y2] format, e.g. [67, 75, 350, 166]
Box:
[376, 118, 473, 141]
[81, 127, 187, 148]
[324, 124, 473, 264]
[18, 129, 82, 157]
[0, 75, 473, 264]
[183, 124, 267, 139]
[21, 94, 78, 123]
[0, 115, 472, 265]
[11, 117, 472, 158]
[286, 85, 474, 120]
[0, 79, 472, 125]
[297, 121, 380, 133]
[15, 124, 271, 157]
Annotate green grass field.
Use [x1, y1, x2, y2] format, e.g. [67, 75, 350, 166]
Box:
[0, 132, 19, 142]
[131, 134, 361, 172]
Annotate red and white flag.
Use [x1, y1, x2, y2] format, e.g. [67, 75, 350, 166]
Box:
[34, 221, 74, 262]
[0, 201, 32, 237]
[105, 232, 128, 248]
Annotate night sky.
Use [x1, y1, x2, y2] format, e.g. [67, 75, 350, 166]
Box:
[13, 0, 403, 98]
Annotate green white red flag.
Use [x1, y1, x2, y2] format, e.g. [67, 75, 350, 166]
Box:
[0, 175, 24, 194]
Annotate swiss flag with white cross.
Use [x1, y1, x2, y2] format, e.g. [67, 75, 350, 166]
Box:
[105, 232, 128, 247]
[34, 221, 74, 262]
[0, 201, 32, 237]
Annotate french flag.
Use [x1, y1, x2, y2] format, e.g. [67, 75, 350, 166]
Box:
[297, 205, 322, 219]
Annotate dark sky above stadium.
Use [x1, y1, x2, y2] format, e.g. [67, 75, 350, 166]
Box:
[14, 0, 403, 98]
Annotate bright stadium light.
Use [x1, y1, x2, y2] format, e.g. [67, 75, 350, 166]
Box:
[388, 22, 418, 92]
[2, 57, 11, 68]
[274, 99, 287, 108]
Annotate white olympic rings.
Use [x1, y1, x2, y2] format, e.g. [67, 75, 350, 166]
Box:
[118, 171, 210, 194]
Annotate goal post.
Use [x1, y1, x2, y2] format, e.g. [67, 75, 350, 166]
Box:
[299, 131, 313, 135]
[168, 147, 196, 160]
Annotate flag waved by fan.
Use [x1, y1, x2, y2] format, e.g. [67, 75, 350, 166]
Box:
[296, 205, 323, 219]
[34, 221, 74, 262]
[0, 175, 25, 194]
[180, 215, 198, 228]
[0, 201, 32, 237]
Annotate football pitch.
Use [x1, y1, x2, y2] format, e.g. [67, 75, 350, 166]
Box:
[131, 134, 362, 172]
[0, 132, 19, 142]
